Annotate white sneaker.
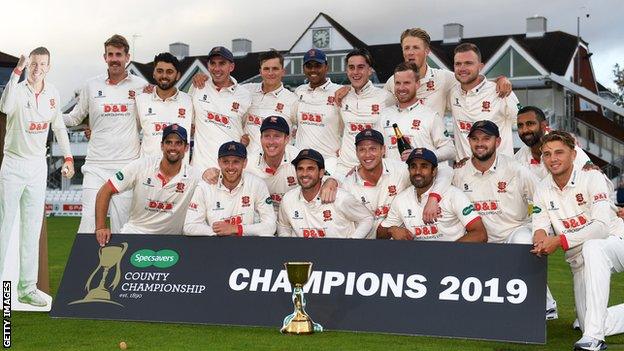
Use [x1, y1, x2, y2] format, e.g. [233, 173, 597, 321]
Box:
[18, 290, 47, 307]
[573, 336, 607, 351]
[546, 307, 558, 320]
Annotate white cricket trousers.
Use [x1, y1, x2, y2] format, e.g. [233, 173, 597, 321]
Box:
[0, 155, 46, 296]
[504, 226, 557, 312]
[77, 164, 132, 234]
[574, 235, 624, 340]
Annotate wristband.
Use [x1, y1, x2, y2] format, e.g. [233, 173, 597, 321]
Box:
[428, 192, 441, 203]
[13, 68, 22, 76]
[559, 234, 569, 251]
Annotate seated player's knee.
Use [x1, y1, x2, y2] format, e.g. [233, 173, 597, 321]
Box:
[581, 239, 605, 260]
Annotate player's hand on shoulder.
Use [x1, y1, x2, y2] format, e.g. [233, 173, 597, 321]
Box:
[581, 161, 600, 172]
[453, 157, 469, 169]
[334, 85, 350, 107]
[142, 84, 154, 94]
[192, 73, 209, 89]
[202, 168, 220, 184]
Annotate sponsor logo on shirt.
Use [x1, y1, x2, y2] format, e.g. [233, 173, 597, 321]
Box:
[463, 183, 471, 192]
[142, 177, 154, 187]
[373, 205, 389, 219]
[27, 121, 49, 133]
[548, 201, 559, 211]
[413, 225, 439, 237]
[575, 193, 587, 206]
[96, 90, 104, 98]
[462, 204, 474, 216]
[178, 108, 186, 119]
[453, 98, 461, 107]
[265, 197, 273, 205]
[481, 101, 491, 112]
[322, 210, 333, 222]
[213, 201, 223, 211]
[560, 214, 588, 232]
[247, 114, 262, 126]
[275, 103, 284, 113]
[146, 199, 174, 212]
[473, 200, 500, 214]
[303, 228, 326, 238]
[301, 112, 324, 125]
[594, 193, 608, 202]
[205, 112, 230, 126]
[153, 122, 171, 133]
[457, 120, 473, 133]
[292, 210, 301, 220]
[497, 182, 507, 193]
[225, 215, 243, 225]
[103, 104, 129, 113]
[241, 196, 250, 207]
[147, 107, 155, 115]
[116, 171, 124, 181]
[349, 123, 373, 133]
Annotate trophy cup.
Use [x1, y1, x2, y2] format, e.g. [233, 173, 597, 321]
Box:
[70, 243, 128, 306]
[280, 262, 323, 334]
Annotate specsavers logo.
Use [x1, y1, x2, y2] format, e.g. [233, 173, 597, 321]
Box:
[131, 249, 179, 268]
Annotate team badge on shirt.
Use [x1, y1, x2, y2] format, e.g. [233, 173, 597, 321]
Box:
[371, 104, 380, 115]
[275, 103, 284, 113]
[326, 96, 335, 106]
[388, 185, 397, 196]
[575, 193, 586, 206]
[49, 99, 56, 109]
[178, 108, 186, 118]
[128, 90, 136, 99]
[175, 182, 185, 193]
[481, 101, 491, 112]
[497, 182, 507, 193]
[322, 210, 333, 222]
[241, 196, 251, 207]
[426, 80, 435, 91]
[231, 102, 240, 112]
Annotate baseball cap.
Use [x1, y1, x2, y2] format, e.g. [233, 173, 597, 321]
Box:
[303, 49, 327, 64]
[162, 124, 188, 143]
[291, 149, 325, 170]
[406, 147, 438, 168]
[355, 129, 384, 145]
[468, 120, 500, 138]
[207, 46, 234, 63]
[218, 141, 247, 159]
[260, 116, 290, 135]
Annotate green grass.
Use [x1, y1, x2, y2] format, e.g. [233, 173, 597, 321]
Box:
[11, 217, 624, 350]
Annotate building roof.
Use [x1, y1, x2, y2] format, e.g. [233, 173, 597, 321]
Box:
[288, 12, 367, 53]
[0, 51, 18, 67]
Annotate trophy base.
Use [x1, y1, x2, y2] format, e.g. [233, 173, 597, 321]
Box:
[281, 316, 314, 335]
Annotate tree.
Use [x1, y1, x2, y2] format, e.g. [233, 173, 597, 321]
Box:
[614, 63, 624, 107]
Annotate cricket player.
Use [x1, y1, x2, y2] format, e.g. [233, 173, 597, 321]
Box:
[515, 105, 591, 179]
[183, 141, 276, 236]
[135, 52, 193, 162]
[94, 124, 200, 245]
[64, 34, 148, 234]
[0, 48, 74, 307]
[453, 120, 558, 318]
[343, 129, 453, 239]
[530, 131, 624, 351]
[449, 43, 519, 161]
[336, 49, 394, 176]
[190, 46, 251, 170]
[381, 62, 454, 162]
[377, 148, 487, 242]
[241, 50, 297, 154]
[277, 149, 373, 238]
[293, 49, 343, 170]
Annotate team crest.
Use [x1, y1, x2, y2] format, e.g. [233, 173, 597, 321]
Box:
[275, 103, 284, 113]
[576, 193, 586, 206]
[241, 196, 250, 207]
[326, 96, 335, 105]
[189, 202, 198, 210]
[231, 101, 240, 112]
[323, 210, 333, 221]
[411, 119, 421, 130]
[178, 108, 186, 118]
[371, 104, 380, 115]
[128, 90, 136, 99]
[481, 101, 491, 112]
[426, 80, 435, 91]
[388, 185, 397, 196]
[49, 99, 56, 108]
[175, 182, 185, 193]
[497, 181, 507, 193]
[287, 176, 296, 186]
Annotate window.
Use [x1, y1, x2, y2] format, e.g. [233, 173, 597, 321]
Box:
[292, 58, 303, 75]
[485, 47, 540, 78]
[328, 56, 343, 73]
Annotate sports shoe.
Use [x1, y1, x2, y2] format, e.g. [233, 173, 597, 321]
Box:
[18, 290, 47, 307]
[572, 318, 581, 330]
[546, 307, 558, 320]
[573, 336, 607, 351]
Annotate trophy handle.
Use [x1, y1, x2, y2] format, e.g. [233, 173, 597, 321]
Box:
[84, 246, 104, 291]
[109, 243, 128, 290]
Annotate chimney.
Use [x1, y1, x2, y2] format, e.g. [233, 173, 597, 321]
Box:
[232, 38, 252, 57]
[443, 23, 463, 44]
[169, 42, 189, 60]
[526, 16, 547, 38]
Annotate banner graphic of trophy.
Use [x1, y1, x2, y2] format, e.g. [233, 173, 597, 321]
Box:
[70, 243, 128, 306]
[280, 262, 323, 334]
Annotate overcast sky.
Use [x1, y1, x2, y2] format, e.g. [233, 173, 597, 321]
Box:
[2, 0, 621, 105]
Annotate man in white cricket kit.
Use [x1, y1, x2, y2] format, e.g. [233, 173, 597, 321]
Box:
[531, 131, 624, 351]
[336, 49, 394, 176]
[190, 46, 251, 170]
[294, 49, 343, 170]
[278, 149, 373, 238]
[381, 62, 454, 163]
[515, 105, 591, 179]
[0, 48, 74, 307]
[135, 52, 193, 162]
[64, 34, 148, 234]
[241, 50, 297, 154]
[94, 124, 200, 245]
[184, 141, 276, 236]
[453, 120, 558, 318]
[378, 148, 487, 242]
[449, 43, 519, 161]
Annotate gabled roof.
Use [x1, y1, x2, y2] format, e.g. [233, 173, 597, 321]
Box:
[0, 51, 18, 67]
[288, 12, 367, 52]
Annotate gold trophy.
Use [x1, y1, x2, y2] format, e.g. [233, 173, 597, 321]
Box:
[280, 262, 323, 334]
[70, 243, 128, 306]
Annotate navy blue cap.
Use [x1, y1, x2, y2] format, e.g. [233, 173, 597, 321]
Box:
[207, 46, 234, 63]
[303, 49, 327, 64]
[260, 116, 290, 135]
[218, 141, 247, 159]
[355, 129, 384, 145]
[406, 147, 438, 168]
[162, 124, 188, 143]
[291, 149, 325, 170]
[468, 120, 500, 138]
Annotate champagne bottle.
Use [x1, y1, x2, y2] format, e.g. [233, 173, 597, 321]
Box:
[392, 123, 412, 155]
